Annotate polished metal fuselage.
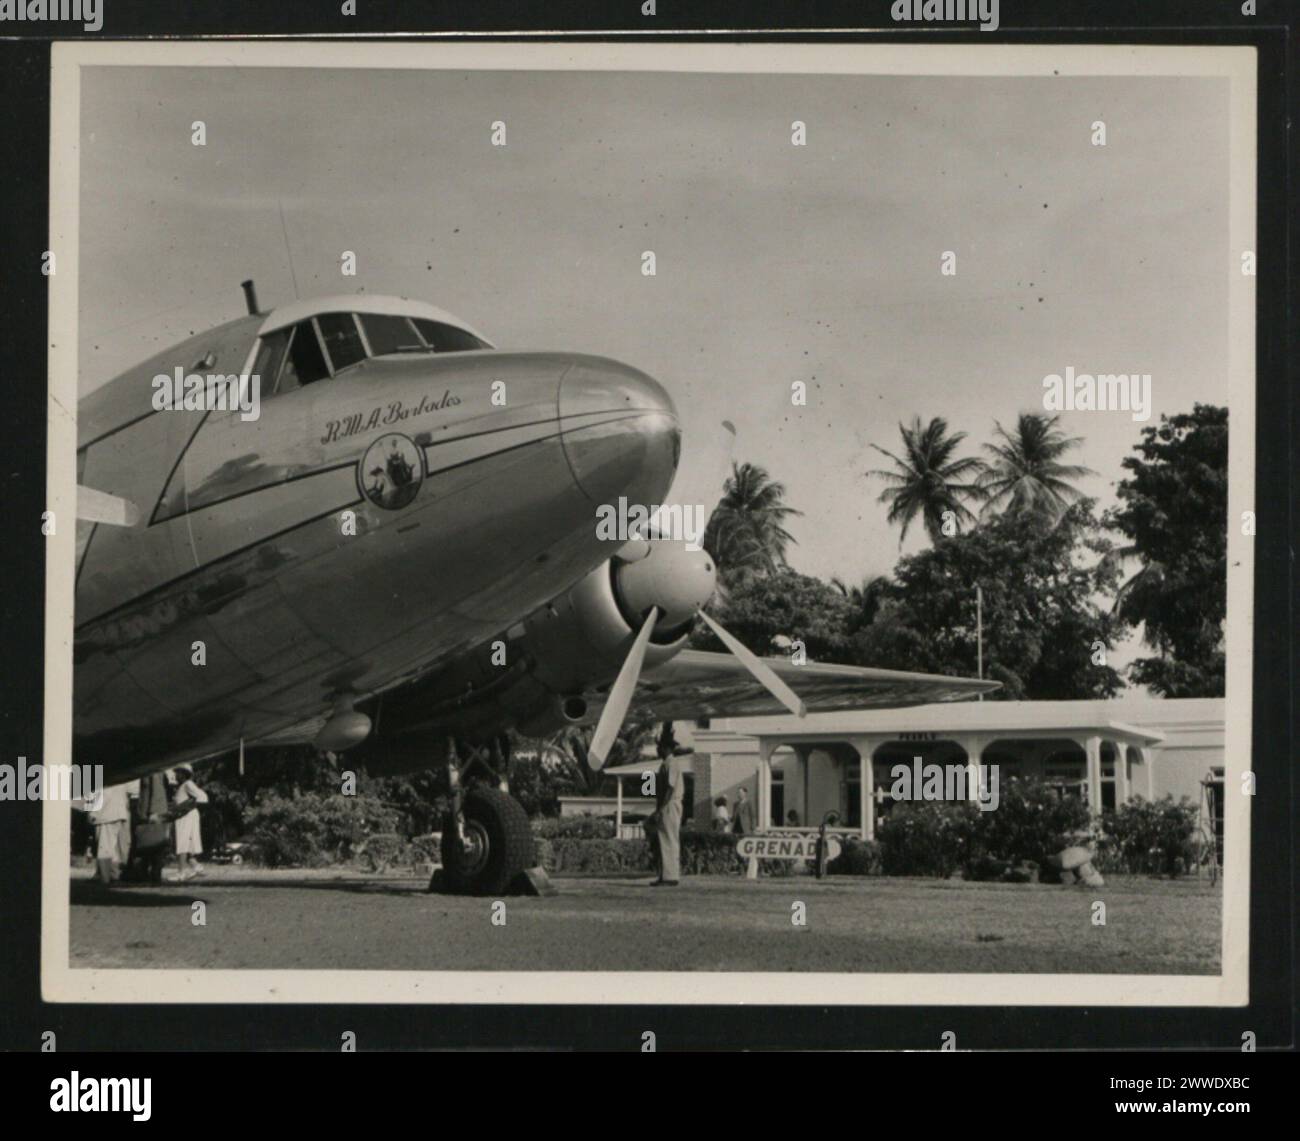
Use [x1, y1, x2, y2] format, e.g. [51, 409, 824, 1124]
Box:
[75, 319, 678, 780]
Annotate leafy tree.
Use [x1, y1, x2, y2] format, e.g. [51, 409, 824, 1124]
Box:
[831, 574, 892, 636]
[200, 745, 340, 845]
[851, 500, 1126, 699]
[703, 461, 801, 580]
[1104, 405, 1227, 697]
[364, 769, 449, 836]
[690, 569, 853, 661]
[504, 744, 584, 817]
[975, 412, 1094, 524]
[866, 416, 984, 544]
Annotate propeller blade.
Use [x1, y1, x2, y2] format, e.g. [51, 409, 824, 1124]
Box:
[614, 536, 653, 564]
[77, 485, 139, 527]
[699, 610, 807, 718]
[587, 606, 660, 770]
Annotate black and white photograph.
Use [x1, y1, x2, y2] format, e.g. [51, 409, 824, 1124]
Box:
[35, 39, 1258, 1013]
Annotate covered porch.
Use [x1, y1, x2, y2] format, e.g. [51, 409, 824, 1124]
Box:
[716, 704, 1166, 841]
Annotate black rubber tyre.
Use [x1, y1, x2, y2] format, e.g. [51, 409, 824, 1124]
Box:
[440, 788, 535, 896]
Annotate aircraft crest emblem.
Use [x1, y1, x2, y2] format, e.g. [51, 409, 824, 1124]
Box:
[359, 432, 425, 510]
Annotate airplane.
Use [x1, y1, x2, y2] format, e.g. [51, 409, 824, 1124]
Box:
[73, 284, 998, 895]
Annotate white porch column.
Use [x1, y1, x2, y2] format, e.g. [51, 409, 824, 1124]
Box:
[1113, 740, 1130, 807]
[747, 741, 777, 881]
[616, 776, 624, 835]
[962, 735, 987, 803]
[757, 740, 774, 831]
[1144, 746, 1154, 799]
[852, 737, 877, 841]
[1084, 735, 1103, 817]
[864, 746, 875, 840]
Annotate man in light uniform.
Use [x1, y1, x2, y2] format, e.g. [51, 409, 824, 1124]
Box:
[732, 785, 756, 836]
[81, 779, 138, 885]
[651, 723, 690, 887]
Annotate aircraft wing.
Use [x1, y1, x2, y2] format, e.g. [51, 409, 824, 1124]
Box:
[584, 649, 999, 724]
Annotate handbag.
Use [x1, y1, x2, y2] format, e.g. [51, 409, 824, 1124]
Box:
[134, 820, 170, 851]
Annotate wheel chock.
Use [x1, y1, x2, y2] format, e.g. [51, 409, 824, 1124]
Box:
[511, 866, 557, 896]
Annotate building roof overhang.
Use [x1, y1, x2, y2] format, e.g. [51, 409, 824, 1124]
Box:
[706, 700, 1172, 746]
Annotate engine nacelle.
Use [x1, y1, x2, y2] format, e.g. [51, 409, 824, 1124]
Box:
[518, 540, 716, 702]
[518, 563, 678, 701]
[358, 540, 717, 749]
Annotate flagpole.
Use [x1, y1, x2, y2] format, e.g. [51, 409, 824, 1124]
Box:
[975, 584, 984, 701]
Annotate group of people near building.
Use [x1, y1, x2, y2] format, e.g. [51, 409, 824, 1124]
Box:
[75, 766, 208, 887]
[710, 786, 757, 835]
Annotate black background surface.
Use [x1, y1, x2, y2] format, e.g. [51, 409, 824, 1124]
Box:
[0, 0, 1294, 1060]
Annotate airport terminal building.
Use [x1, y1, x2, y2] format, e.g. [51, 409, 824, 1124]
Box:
[690, 697, 1225, 840]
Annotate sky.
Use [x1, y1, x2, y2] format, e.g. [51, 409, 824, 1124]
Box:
[78, 65, 1229, 609]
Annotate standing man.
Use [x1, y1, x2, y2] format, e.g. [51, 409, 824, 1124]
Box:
[651, 723, 690, 887]
[78, 779, 138, 886]
[133, 770, 172, 885]
[732, 785, 756, 836]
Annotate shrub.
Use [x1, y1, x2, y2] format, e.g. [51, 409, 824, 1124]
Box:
[359, 832, 408, 873]
[409, 834, 441, 866]
[967, 776, 1092, 866]
[962, 854, 1039, 883]
[1096, 795, 1200, 876]
[244, 792, 400, 868]
[877, 801, 974, 877]
[536, 837, 652, 874]
[828, 837, 881, 876]
[681, 829, 740, 875]
[535, 828, 741, 876]
[532, 816, 617, 840]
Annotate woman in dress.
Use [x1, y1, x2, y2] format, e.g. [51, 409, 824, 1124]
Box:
[171, 765, 209, 881]
[711, 796, 731, 832]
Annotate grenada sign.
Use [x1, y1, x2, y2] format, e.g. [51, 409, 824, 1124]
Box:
[736, 833, 841, 861]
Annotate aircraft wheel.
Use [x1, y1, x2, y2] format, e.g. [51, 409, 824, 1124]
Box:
[440, 788, 535, 896]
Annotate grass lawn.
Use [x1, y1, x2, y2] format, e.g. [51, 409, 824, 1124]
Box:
[68, 867, 1221, 974]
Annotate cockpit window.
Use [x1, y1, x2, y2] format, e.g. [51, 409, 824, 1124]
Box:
[360, 314, 426, 357]
[316, 313, 367, 374]
[251, 329, 292, 394]
[280, 321, 331, 390]
[412, 318, 488, 353]
[253, 310, 490, 397]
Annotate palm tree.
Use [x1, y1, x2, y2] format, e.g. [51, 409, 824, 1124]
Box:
[831, 573, 892, 632]
[540, 716, 659, 795]
[866, 416, 984, 544]
[703, 461, 802, 578]
[976, 412, 1094, 524]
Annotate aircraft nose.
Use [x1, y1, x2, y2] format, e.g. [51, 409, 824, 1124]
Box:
[558, 357, 680, 507]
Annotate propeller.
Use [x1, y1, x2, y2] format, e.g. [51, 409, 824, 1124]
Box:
[585, 540, 807, 770]
[77, 485, 139, 527]
[697, 609, 806, 719]
[586, 605, 659, 770]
